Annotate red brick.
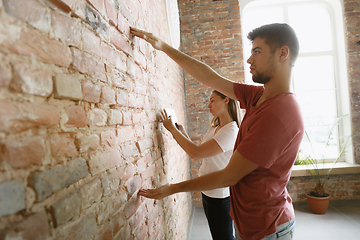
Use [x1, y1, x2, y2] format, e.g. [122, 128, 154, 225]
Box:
[94, 220, 113, 240]
[76, 133, 100, 153]
[4, 0, 50, 33]
[54, 73, 82, 100]
[47, 0, 73, 13]
[117, 12, 131, 39]
[88, 148, 122, 175]
[0, 100, 60, 133]
[118, 1, 133, 25]
[127, 92, 136, 108]
[109, 67, 132, 89]
[123, 194, 141, 219]
[65, 105, 87, 128]
[111, 210, 126, 237]
[59, 215, 98, 240]
[51, 10, 81, 46]
[130, 203, 147, 232]
[0, 101, 18, 132]
[71, 47, 107, 81]
[0, 211, 50, 240]
[0, 55, 12, 87]
[133, 48, 146, 68]
[10, 60, 53, 97]
[100, 129, 118, 147]
[1, 136, 45, 168]
[88, 108, 107, 126]
[50, 132, 78, 158]
[110, 27, 132, 56]
[108, 109, 123, 125]
[87, 0, 105, 16]
[137, 138, 153, 153]
[80, 179, 102, 210]
[125, 174, 141, 197]
[101, 86, 116, 104]
[132, 111, 146, 124]
[82, 79, 101, 103]
[82, 27, 102, 57]
[122, 111, 132, 125]
[121, 143, 139, 159]
[117, 126, 135, 143]
[27, 103, 61, 127]
[122, 0, 138, 23]
[100, 42, 120, 72]
[0, 23, 71, 67]
[141, 163, 155, 181]
[104, 0, 117, 26]
[116, 89, 128, 106]
[134, 81, 147, 95]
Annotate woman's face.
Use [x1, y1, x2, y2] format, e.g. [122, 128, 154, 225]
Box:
[207, 92, 227, 117]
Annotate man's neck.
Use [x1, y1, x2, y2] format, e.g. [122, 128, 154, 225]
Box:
[256, 76, 291, 107]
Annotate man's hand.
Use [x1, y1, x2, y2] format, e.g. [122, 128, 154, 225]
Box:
[138, 184, 173, 200]
[130, 27, 166, 51]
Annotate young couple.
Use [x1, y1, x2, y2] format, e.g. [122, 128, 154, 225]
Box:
[131, 23, 304, 240]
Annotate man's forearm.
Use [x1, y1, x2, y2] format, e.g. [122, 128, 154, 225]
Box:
[171, 169, 230, 194]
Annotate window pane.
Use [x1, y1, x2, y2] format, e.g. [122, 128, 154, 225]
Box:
[299, 123, 339, 160]
[294, 55, 338, 160]
[288, 4, 333, 53]
[293, 56, 335, 92]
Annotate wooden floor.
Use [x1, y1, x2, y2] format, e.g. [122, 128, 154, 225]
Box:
[189, 200, 360, 240]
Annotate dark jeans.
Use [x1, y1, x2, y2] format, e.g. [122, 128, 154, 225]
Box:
[202, 193, 235, 240]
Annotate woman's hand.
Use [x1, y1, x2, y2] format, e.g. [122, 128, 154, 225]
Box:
[160, 109, 177, 133]
[138, 184, 173, 199]
[130, 27, 167, 51]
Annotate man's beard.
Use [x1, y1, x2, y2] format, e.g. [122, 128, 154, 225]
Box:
[252, 57, 275, 84]
[252, 73, 271, 84]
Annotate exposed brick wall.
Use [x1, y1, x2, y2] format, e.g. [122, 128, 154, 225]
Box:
[0, 0, 192, 239]
[289, 174, 360, 202]
[178, 0, 243, 206]
[344, 0, 360, 164]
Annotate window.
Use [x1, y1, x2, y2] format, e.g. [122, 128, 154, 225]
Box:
[166, 0, 181, 49]
[240, 0, 353, 163]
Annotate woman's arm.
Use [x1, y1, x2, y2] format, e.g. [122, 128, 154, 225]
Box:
[161, 109, 222, 161]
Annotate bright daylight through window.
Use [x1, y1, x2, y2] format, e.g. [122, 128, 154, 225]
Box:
[240, 0, 353, 163]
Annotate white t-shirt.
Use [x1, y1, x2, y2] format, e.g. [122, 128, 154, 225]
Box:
[199, 121, 239, 198]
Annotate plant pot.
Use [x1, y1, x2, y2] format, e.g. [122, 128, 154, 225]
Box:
[306, 193, 331, 214]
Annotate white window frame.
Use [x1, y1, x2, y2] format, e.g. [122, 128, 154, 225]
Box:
[239, 0, 354, 164]
[165, 0, 181, 49]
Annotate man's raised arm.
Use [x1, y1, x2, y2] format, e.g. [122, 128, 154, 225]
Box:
[130, 27, 236, 100]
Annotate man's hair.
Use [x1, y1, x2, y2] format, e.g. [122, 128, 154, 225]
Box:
[247, 23, 300, 66]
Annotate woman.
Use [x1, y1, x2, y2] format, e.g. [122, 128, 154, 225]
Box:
[160, 90, 240, 240]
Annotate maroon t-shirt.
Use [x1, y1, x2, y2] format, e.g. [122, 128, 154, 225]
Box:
[230, 82, 304, 240]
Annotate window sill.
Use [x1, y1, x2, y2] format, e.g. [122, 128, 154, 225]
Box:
[291, 162, 360, 177]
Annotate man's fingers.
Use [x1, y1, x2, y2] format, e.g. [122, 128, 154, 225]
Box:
[138, 189, 160, 199]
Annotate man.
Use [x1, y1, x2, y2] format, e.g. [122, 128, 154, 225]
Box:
[131, 23, 304, 240]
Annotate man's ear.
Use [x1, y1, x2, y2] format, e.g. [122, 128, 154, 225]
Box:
[279, 46, 290, 62]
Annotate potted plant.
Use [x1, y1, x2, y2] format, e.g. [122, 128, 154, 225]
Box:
[295, 118, 351, 214]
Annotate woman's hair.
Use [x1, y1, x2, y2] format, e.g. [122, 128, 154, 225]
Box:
[210, 90, 240, 127]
